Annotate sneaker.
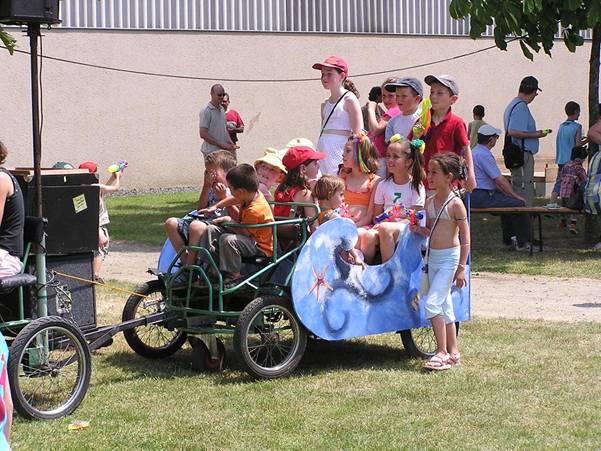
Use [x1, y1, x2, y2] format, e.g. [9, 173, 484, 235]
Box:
[515, 242, 542, 253]
[569, 223, 578, 235]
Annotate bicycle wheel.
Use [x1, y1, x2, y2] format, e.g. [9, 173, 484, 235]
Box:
[8, 316, 91, 420]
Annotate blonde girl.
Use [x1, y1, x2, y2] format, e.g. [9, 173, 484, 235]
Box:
[312, 56, 363, 175]
[410, 152, 470, 371]
[371, 136, 426, 262]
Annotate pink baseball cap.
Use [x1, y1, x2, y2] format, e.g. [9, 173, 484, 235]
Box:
[312, 56, 348, 76]
[79, 161, 98, 173]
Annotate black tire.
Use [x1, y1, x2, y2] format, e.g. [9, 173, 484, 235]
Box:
[8, 316, 92, 420]
[234, 296, 307, 379]
[189, 336, 225, 372]
[122, 280, 186, 359]
[400, 322, 461, 359]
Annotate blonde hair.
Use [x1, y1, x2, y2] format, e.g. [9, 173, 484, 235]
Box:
[205, 150, 237, 172]
[312, 175, 345, 201]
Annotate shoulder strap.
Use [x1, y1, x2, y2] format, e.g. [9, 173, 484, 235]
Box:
[504, 100, 526, 147]
[319, 91, 349, 138]
[425, 192, 457, 261]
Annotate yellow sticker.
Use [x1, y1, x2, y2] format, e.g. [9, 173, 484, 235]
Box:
[73, 194, 88, 214]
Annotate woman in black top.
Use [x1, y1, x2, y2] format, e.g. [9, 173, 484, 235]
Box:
[0, 141, 24, 278]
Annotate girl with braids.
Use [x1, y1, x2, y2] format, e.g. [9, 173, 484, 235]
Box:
[371, 136, 426, 262]
[410, 152, 470, 371]
[312, 56, 363, 175]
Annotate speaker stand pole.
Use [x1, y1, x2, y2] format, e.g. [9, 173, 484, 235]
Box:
[28, 22, 48, 318]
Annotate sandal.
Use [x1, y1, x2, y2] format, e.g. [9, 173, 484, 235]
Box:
[423, 353, 451, 371]
[449, 352, 461, 366]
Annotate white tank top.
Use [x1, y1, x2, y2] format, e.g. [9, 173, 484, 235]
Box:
[321, 93, 353, 131]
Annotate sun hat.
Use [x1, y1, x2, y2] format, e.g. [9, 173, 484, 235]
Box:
[312, 56, 348, 76]
[285, 138, 315, 150]
[478, 124, 502, 136]
[254, 147, 287, 174]
[424, 74, 459, 95]
[384, 77, 424, 97]
[79, 161, 99, 173]
[282, 146, 325, 170]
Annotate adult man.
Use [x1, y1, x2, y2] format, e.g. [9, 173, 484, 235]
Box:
[198, 84, 236, 158]
[503, 76, 550, 206]
[471, 124, 534, 251]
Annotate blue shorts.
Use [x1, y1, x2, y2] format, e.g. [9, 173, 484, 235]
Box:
[424, 246, 460, 324]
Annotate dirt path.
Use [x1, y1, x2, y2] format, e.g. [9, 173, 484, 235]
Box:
[104, 241, 601, 322]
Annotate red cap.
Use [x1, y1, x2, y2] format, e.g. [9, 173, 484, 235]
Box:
[282, 146, 325, 170]
[312, 56, 348, 76]
[79, 161, 98, 173]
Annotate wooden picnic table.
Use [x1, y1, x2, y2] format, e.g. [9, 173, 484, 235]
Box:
[471, 206, 584, 255]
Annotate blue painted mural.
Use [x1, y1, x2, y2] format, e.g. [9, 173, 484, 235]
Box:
[291, 218, 470, 341]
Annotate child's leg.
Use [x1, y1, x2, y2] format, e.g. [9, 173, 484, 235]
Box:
[94, 227, 109, 280]
[184, 221, 209, 265]
[376, 222, 404, 262]
[446, 321, 458, 360]
[218, 233, 261, 279]
[430, 315, 447, 355]
[357, 228, 378, 264]
[165, 217, 185, 253]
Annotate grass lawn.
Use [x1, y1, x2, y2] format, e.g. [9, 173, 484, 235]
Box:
[107, 192, 601, 278]
[10, 286, 601, 450]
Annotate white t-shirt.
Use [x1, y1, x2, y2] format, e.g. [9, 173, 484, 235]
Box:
[374, 177, 426, 210]
[385, 109, 421, 142]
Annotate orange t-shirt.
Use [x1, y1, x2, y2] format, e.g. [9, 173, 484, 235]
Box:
[240, 192, 274, 257]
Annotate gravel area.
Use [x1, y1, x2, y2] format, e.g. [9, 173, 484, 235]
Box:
[102, 241, 601, 322]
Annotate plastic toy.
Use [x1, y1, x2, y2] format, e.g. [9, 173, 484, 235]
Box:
[411, 98, 432, 138]
[374, 203, 423, 224]
[108, 160, 128, 173]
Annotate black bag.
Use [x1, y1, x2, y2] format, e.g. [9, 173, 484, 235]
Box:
[565, 182, 584, 210]
[502, 101, 526, 170]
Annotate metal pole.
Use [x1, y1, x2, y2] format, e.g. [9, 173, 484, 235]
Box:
[28, 23, 48, 318]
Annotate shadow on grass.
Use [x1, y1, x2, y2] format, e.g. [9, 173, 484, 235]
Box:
[102, 335, 416, 385]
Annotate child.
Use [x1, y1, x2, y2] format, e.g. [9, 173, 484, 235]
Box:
[410, 152, 470, 371]
[371, 136, 426, 263]
[559, 145, 588, 234]
[79, 161, 122, 283]
[552, 101, 587, 203]
[339, 133, 380, 262]
[0, 332, 12, 449]
[164, 150, 237, 267]
[422, 74, 476, 192]
[254, 147, 286, 202]
[467, 104, 486, 148]
[384, 77, 424, 142]
[312, 175, 363, 265]
[199, 164, 274, 284]
[274, 146, 324, 219]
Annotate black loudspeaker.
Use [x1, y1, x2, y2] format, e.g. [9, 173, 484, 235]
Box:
[12, 172, 100, 255]
[0, 253, 97, 330]
[0, 0, 60, 24]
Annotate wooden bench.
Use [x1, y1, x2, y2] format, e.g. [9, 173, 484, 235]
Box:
[471, 207, 584, 255]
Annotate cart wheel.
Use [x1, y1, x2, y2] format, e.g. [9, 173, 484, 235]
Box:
[8, 316, 91, 420]
[400, 327, 437, 359]
[122, 280, 187, 358]
[189, 336, 225, 372]
[400, 321, 462, 359]
[234, 296, 307, 379]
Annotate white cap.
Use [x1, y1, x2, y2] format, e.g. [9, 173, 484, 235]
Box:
[478, 124, 502, 136]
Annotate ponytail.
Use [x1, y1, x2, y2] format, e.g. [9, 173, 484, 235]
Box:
[408, 139, 426, 192]
[343, 78, 360, 98]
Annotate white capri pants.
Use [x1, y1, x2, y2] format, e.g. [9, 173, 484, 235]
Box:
[424, 246, 460, 324]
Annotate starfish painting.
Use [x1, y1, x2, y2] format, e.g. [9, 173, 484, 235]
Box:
[307, 265, 333, 302]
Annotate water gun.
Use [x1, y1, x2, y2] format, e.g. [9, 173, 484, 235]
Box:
[335, 203, 353, 219]
[375, 204, 424, 224]
[411, 98, 432, 139]
[108, 160, 128, 174]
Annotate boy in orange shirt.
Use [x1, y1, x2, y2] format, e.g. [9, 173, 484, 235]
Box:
[200, 164, 274, 283]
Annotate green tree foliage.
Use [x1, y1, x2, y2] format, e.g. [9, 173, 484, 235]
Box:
[0, 27, 16, 54]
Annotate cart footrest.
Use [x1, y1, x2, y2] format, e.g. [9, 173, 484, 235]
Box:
[0, 273, 37, 293]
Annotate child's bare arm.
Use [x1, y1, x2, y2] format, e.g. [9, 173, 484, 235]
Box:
[355, 178, 380, 227]
[99, 172, 121, 194]
[200, 195, 239, 214]
[460, 145, 476, 192]
[453, 200, 470, 288]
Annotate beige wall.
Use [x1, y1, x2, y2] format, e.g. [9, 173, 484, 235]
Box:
[0, 29, 592, 188]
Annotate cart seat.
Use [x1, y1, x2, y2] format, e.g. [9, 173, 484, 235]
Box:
[0, 273, 37, 294]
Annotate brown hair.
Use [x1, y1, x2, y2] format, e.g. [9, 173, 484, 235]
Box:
[312, 175, 345, 201]
[430, 152, 464, 182]
[343, 79, 360, 99]
[387, 140, 425, 193]
[0, 141, 6, 165]
[226, 163, 259, 191]
[341, 134, 379, 175]
[275, 161, 314, 195]
[205, 150, 237, 173]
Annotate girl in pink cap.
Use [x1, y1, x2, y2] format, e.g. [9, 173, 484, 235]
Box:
[312, 56, 362, 175]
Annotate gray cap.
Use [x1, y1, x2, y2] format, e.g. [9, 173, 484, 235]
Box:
[384, 77, 424, 97]
[424, 74, 459, 95]
[478, 124, 502, 136]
